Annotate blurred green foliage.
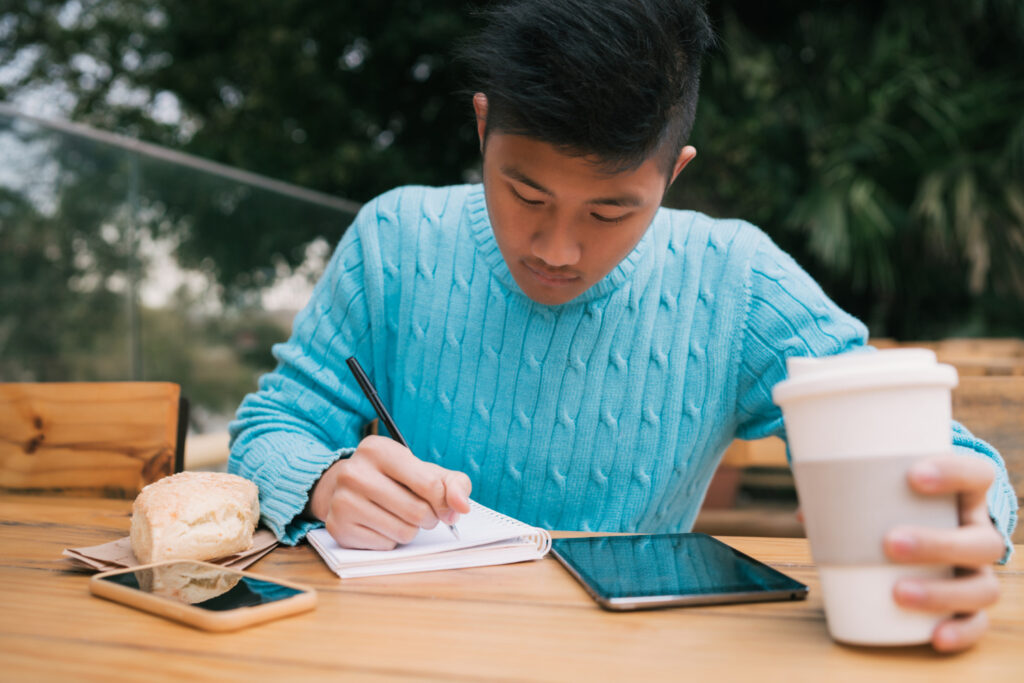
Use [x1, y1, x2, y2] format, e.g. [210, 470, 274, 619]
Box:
[0, 167, 130, 382]
[2, 0, 473, 288]
[681, 1, 1024, 337]
[2, 0, 1022, 362]
[139, 293, 288, 415]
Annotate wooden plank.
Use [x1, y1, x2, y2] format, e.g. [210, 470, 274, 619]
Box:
[0, 382, 181, 498]
[693, 506, 804, 538]
[721, 436, 788, 468]
[873, 338, 1024, 359]
[2, 495, 1023, 681]
[0, 635, 404, 683]
[936, 338, 1024, 359]
[941, 357, 1024, 377]
[871, 338, 1024, 376]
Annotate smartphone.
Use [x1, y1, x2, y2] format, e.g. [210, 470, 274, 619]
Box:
[90, 560, 317, 631]
[551, 533, 808, 611]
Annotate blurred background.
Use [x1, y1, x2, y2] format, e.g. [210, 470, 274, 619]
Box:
[2, 1, 1023, 455]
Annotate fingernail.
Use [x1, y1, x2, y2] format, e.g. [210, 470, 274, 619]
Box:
[911, 462, 941, 488]
[888, 530, 916, 556]
[896, 581, 926, 605]
[936, 623, 961, 652]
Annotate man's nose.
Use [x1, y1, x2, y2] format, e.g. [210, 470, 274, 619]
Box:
[531, 217, 581, 267]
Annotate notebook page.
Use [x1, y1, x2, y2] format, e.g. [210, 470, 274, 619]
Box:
[307, 499, 548, 567]
[333, 540, 550, 578]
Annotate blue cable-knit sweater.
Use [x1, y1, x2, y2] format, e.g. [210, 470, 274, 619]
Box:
[229, 184, 1017, 559]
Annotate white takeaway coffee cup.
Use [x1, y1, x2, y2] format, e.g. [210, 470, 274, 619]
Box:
[772, 349, 959, 646]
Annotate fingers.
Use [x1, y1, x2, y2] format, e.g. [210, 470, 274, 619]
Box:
[321, 436, 473, 548]
[883, 455, 1001, 653]
[432, 470, 473, 526]
[443, 471, 473, 518]
[889, 456, 1003, 568]
[894, 567, 1000, 613]
[327, 518, 403, 551]
[890, 456, 1002, 653]
[340, 461, 440, 530]
[932, 610, 990, 653]
[885, 523, 1006, 567]
[324, 492, 420, 549]
[366, 436, 472, 522]
[370, 438, 450, 513]
[908, 456, 994, 525]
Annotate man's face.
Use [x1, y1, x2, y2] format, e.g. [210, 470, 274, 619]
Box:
[480, 131, 687, 306]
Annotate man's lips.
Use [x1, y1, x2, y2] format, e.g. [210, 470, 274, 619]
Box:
[523, 261, 581, 286]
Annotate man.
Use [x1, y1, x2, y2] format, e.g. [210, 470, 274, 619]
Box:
[230, 0, 1016, 652]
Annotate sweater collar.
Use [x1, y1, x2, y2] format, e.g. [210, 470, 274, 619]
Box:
[465, 184, 657, 307]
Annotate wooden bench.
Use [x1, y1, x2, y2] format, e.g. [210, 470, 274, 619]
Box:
[875, 338, 1024, 376]
[697, 373, 1024, 543]
[0, 383, 187, 498]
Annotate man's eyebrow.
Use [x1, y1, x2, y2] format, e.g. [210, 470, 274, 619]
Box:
[500, 166, 552, 195]
[500, 165, 644, 208]
[586, 194, 643, 208]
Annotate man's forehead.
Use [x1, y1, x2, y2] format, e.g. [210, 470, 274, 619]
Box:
[486, 128, 676, 186]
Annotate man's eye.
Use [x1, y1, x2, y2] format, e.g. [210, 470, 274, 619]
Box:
[511, 187, 544, 206]
[591, 213, 628, 224]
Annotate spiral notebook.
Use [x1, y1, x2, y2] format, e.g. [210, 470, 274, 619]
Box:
[306, 500, 552, 578]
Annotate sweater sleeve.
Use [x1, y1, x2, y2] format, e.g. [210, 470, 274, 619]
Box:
[734, 232, 869, 442]
[227, 199, 384, 544]
[735, 233, 1017, 563]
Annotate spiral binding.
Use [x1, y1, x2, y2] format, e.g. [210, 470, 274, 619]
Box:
[469, 500, 552, 555]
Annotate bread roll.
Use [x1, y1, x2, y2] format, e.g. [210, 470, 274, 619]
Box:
[130, 471, 260, 564]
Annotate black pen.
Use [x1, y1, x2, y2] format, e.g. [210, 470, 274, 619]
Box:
[345, 356, 461, 540]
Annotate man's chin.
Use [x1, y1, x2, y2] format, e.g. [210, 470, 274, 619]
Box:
[515, 278, 586, 306]
[529, 292, 578, 306]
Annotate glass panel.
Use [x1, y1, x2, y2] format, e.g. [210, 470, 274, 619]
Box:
[0, 109, 359, 450]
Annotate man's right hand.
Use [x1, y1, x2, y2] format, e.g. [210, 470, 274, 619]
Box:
[307, 435, 472, 550]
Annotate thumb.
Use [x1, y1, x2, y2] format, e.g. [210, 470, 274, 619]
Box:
[443, 471, 472, 518]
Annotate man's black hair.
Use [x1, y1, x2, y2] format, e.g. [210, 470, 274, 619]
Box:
[457, 0, 715, 174]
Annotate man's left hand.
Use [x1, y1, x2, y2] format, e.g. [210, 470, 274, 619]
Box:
[884, 456, 1005, 653]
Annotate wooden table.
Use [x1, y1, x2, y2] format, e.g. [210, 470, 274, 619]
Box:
[1, 496, 1022, 681]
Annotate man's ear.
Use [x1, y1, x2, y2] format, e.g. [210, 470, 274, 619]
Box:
[669, 146, 697, 186]
[473, 93, 488, 153]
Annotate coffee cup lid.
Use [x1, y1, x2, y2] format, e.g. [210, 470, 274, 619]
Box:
[772, 348, 958, 406]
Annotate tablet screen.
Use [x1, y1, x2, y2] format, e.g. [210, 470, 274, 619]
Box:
[551, 534, 807, 606]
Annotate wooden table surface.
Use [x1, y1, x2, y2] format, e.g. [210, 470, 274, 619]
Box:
[1, 495, 1022, 682]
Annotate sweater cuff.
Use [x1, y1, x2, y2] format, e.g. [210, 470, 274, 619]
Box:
[275, 446, 357, 545]
[229, 433, 356, 545]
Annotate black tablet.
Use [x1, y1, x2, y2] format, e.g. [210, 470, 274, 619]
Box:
[551, 533, 808, 611]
